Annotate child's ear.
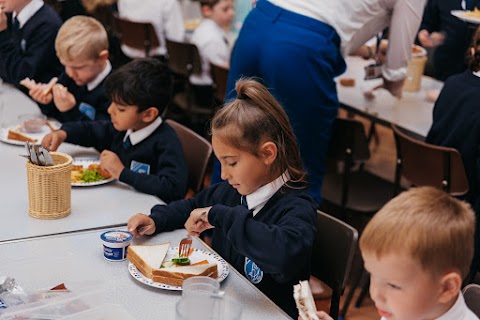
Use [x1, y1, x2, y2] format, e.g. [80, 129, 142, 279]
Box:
[141, 107, 159, 123]
[437, 272, 462, 304]
[201, 5, 213, 18]
[259, 141, 277, 165]
[98, 50, 109, 62]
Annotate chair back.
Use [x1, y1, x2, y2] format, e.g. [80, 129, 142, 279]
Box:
[392, 124, 469, 196]
[463, 284, 480, 317]
[311, 210, 358, 319]
[113, 14, 159, 57]
[166, 120, 212, 193]
[327, 117, 370, 162]
[210, 63, 229, 103]
[165, 39, 202, 77]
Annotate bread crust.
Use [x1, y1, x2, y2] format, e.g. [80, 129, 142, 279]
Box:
[7, 130, 37, 142]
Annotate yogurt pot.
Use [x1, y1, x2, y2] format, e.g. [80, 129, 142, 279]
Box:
[100, 230, 133, 261]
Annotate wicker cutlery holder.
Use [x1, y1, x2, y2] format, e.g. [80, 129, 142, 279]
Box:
[26, 152, 72, 219]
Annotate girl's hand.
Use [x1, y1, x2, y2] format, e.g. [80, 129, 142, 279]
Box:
[52, 84, 76, 112]
[128, 213, 156, 237]
[298, 311, 333, 320]
[41, 130, 67, 151]
[185, 207, 213, 236]
[100, 150, 124, 179]
[29, 83, 53, 105]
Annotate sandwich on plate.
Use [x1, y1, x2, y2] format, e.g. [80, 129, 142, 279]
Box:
[294, 280, 320, 320]
[127, 242, 218, 286]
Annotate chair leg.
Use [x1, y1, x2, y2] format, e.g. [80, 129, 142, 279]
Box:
[339, 266, 365, 318]
[354, 276, 370, 308]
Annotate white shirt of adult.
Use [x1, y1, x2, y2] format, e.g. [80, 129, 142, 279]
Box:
[268, 0, 426, 81]
[380, 293, 478, 320]
[117, 0, 185, 58]
[190, 19, 230, 85]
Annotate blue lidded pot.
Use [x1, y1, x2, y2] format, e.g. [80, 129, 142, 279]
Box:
[100, 230, 133, 261]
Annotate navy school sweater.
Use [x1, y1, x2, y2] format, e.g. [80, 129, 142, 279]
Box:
[61, 120, 188, 202]
[149, 181, 317, 318]
[0, 5, 62, 91]
[39, 71, 112, 123]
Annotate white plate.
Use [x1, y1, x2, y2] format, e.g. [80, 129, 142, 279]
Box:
[0, 125, 50, 146]
[128, 247, 230, 291]
[71, 158, 115, 187]
[451, 10, 480, 24]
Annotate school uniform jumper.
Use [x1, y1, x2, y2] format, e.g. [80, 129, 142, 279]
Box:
[39, 62, 112, 123]
[149, 181, 317, 318]
[419, 0, 475, 80]
[0, 3, 62, 91]
[61, 119, 188, 202]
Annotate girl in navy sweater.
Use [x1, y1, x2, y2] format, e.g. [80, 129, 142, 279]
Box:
[128, 78, 317, 318]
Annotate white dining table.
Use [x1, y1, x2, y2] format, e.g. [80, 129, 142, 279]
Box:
[336, 56, 444, 139]
[0, 228, 291, 319]
[0, 83, 162, 243]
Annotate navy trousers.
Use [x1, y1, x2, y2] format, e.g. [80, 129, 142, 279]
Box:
[212, 0, 346, 204]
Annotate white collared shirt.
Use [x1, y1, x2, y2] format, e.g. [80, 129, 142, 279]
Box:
[380, 293, 478, 320]
[123, 116, 163, 146]
[14, 0, 43, 29]
[117, 0, 185, 58]
[244, 171, 290, 217]
[473, 70, 480, 78]
[267, 0, 426, 81]
[87, 60, 112, 91]
[190, 19, 230, 85]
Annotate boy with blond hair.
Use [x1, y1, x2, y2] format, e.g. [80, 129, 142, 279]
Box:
[359, 186, 477, 320]
[28, 15, 111, 122]
[0, 0, 62, 90]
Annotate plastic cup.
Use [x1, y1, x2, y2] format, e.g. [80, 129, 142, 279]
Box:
[19, 113, 47, 133]
[182, 276, 220, 298]
[176, 295, 241, 320]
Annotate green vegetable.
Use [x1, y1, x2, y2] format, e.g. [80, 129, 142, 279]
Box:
[171, 257, 190, 266]
[81, 169, 104, 183]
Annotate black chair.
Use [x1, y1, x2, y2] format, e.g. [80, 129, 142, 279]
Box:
[165, 39, 216, 118]
[210, 63, 229, 103]
[166, 119, 212, 194]
[311, 210, 358, 319]
[463, 284, 480, 318]
[113, 14, 159, 57]
[392, 124, 469, 196]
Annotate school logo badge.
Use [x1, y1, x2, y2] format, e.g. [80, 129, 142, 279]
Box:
[79, 102, 96, 120]
[244, 257, 263, 284]
[130, 160, 150, 174]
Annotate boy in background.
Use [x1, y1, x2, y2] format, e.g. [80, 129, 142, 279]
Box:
[28, 15, 111, 122]
[189, 0, 234, 106]
[0, 0, 62, 90]
[41, 58, 188, 203]
[360, 187, 477, 320]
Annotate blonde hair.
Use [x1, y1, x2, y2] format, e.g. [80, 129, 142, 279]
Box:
[55, 16, 109, 62]
[211, 78, 306, 186]
[360, 187, 475, 279]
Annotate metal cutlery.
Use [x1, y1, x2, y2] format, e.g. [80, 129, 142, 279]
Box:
[20, 142, 54, 166]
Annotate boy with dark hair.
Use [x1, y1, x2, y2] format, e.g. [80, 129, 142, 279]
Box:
[0, 0, 62, 90]
[41, 58, 188, 202]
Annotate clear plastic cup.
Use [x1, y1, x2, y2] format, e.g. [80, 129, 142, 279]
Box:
[19, 113, 47, 133]
[182, 276, 220, 298]
[176, 295, 241, 320]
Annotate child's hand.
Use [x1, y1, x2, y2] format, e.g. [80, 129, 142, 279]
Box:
[28, 83, 53, 105]
[185, 207, 213, 236]
[298, 311, 333, 320]
[99, 150, 124, 179]
[52, 84, 76, 112]
[41, 130, 67, 151]
[0, 6, 6, 32]
[128, 213, 156, 237]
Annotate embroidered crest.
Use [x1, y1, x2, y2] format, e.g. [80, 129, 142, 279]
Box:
[79, 102, 96, 120]
[130, 160, 150, 174]
[244, 257, 263, 284]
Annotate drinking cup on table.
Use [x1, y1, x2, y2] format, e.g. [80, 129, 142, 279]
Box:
[182, 276, 220, 297]
[176, 294, 241, 320]
[19, 113, 47, 133]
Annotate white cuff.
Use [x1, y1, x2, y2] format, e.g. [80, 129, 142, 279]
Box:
[382, 65, 408, 81]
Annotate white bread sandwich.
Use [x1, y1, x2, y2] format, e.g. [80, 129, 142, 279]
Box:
[294, 280, 320, 320]
[7, 129, 37, 143]
[127, 243, 218, 287]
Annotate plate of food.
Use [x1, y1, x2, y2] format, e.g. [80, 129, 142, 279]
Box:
[71, 158, 114, 186]
[0, 124, 49, 146]
[127, 243, 230, 291]
[451, 9, 480, 24]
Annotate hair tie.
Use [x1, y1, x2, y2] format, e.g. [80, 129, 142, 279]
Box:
[237, 93, 248, 100]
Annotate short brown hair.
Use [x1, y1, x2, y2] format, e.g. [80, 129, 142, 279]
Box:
[199, 0, 221, 8]
[360, 187, 475, 279]
[55, 16, 109, 62]
[211, 78, 307, 186]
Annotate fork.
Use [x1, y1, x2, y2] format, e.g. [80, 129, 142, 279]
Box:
[179, 236, 192, 258]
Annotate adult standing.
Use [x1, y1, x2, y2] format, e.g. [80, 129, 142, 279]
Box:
[219, 0, 427, 204]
